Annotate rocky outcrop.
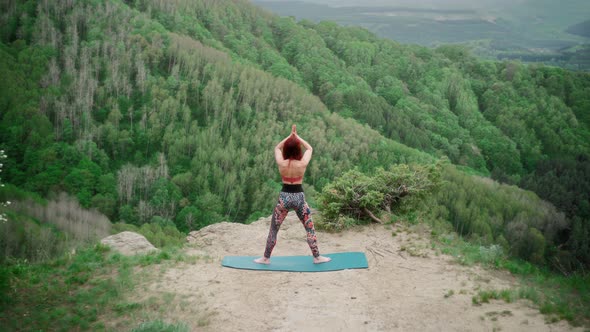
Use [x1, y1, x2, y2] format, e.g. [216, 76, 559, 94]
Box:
[101, 231, 159, 256]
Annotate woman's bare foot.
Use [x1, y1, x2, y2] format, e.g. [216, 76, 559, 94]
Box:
[254, 257, 270, 265]
[313, 256, 332, 264]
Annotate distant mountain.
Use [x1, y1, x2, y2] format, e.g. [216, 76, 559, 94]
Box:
[567, 20, 590, 38]
[254, 0, 590, 70]
[256, 0, 524, 10]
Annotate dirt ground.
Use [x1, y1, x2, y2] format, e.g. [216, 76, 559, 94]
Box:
[127, 212, 584, 332]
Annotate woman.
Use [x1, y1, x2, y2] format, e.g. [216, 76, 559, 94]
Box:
[254, 125, 331, 264]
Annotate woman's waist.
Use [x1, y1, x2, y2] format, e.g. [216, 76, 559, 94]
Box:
[281, 183, 304, 193]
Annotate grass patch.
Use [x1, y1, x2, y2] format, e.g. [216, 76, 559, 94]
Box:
[400, 243, 429, 258]
[0, 244, 189, 331]
[472, 289, 515, 305]
[131, 319, 189, 332]
[437, 233, 590, 327]
[444, 289, 455, 298]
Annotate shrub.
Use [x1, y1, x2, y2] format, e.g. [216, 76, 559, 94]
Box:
[0, 211, 66, 263]
[8, 193, 111, 243]
[0, 188, 111, 262]
[479, 244, 505, 264]
[317, 161, 442, 231]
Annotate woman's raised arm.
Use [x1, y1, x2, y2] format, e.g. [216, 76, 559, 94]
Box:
[296, 134, 313, 165]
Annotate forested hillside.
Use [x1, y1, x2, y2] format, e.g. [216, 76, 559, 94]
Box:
[0, 0, 589, 270]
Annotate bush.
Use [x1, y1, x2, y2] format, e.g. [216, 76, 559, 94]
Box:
[0, 211, 66, 263]
[317, 162, 442, 231]
[479, 244, 505, 264]
[0, 189, 112, 262]
[8, 193, 111, 243]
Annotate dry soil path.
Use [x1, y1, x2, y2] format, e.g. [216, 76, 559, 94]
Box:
[131, 213, 583, 332]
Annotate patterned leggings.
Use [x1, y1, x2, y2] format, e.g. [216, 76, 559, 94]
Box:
[264, 191, 320, 258]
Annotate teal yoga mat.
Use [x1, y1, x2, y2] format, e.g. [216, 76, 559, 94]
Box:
[221, 252, 368, 272]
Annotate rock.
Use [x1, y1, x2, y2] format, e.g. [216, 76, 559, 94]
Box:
[101, 231, 159, 256]
[187, 221, 241, 244]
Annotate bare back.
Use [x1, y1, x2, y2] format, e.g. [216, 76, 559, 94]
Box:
[277, 159, 307, 184]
